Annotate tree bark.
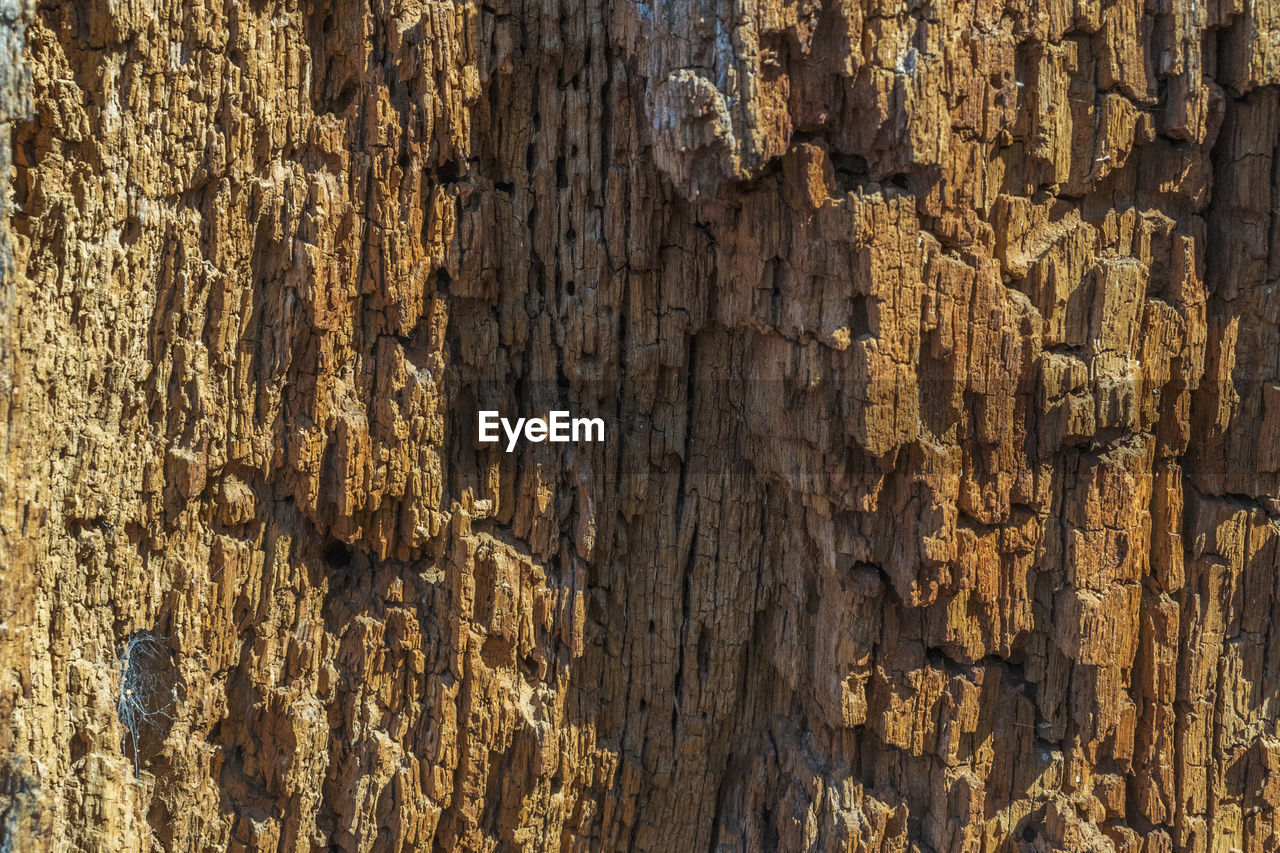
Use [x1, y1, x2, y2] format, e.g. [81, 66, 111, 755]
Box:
[3, 0, 1280, 849]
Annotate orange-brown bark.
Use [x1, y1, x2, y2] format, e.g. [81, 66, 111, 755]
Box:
[3, 0, 1280, 850]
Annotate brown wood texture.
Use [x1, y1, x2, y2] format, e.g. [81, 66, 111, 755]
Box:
[2, 0, 1280, 849]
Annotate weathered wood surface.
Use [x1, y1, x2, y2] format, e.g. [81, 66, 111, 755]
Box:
[2, 0, 1280, 849]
